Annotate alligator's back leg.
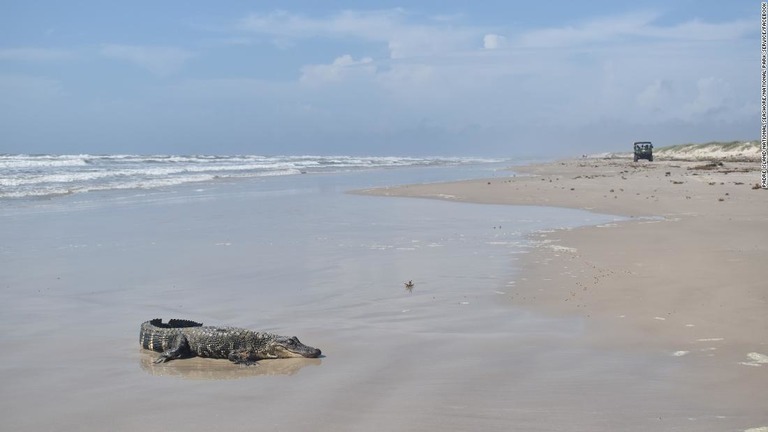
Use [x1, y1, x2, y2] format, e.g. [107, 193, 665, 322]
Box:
[153, 334, 193, 364]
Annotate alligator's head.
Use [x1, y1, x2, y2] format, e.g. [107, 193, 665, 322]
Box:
[265, 336, 321, 359]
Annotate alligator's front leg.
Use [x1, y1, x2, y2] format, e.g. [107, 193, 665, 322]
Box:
[227, 350, 264, 366]
[154, 334, 192, 364]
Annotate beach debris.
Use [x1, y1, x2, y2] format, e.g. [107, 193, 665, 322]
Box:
[689, 161, 724, 170]
[753, 183, 762, 190]
[696, 337, 724, 342]
[739, 352, 768, 367]
[547, 245, 578, 253]
[404, 280, 414, 292]
[672, 351, 689, 357]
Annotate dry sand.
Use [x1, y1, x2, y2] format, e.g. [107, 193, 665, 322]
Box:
[359, 157, 768, 424]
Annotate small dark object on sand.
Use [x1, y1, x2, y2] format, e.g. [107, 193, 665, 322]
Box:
[404, 280, 415, 292]
[689, 161, 724, 171]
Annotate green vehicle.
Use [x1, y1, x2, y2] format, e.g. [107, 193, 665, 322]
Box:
[633, 141, 653, 162]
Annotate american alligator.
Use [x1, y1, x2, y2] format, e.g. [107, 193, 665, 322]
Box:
[140, 318, 321, 365]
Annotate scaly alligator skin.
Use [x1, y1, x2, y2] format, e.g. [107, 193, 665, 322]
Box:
[140, 318, 321, 365]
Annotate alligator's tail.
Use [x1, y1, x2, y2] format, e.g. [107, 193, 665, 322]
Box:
[149, 318, 203, 328]
[140, 318, 203, 352]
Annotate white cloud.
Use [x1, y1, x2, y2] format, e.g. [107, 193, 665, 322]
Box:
[517, 12, 753, 48]
[300, 55, 376, 85]
[233, 9, 755, 128]
[0, 47, 73, 61]
[428, 13, 464, 23]
[100, 44, 194, 76]
[637, 80, 675, 114]
[237, 9, 405, 40]
[633, 75, 749, 125]
[518, 12, 659, 48]
[376, 63, 434, 89]
[483, 34, 506, 50]
[237, 9, 479, 59]
[682, 77, 733, 119]
[645, 18, 754, 41]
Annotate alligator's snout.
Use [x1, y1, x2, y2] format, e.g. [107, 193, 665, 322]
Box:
[291, 343, 321, 358]
[276, 336, 322, 358]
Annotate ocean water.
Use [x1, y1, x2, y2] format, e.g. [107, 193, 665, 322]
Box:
[1, 157, 619, 316]
[0, 153, 500, 199]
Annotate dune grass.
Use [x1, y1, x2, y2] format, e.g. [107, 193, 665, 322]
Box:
[656, 140, 758, 153]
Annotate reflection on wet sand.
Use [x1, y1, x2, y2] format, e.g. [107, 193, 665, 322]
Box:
[139, 350, 322, 380]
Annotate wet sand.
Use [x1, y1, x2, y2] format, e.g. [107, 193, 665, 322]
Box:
[359, 158, 768, 430]
[1, 163, 766, 431]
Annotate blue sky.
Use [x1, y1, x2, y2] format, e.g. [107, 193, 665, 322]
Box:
[0, 1, 758, 156]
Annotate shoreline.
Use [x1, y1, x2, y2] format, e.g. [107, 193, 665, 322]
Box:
[6, 166, 674, 431]
[356, 157, 768, 415]
[2, 158, 767, 431]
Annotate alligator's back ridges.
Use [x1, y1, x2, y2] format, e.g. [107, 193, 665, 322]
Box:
[149, 318, 203, 328]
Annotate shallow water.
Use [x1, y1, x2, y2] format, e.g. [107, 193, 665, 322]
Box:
[1, 165, 726, 431]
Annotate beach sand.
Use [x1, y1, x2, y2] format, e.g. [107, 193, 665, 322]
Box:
[359, 157, 768, 428]
[1, 162, 766, 432]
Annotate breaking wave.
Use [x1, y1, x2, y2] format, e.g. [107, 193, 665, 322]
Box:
[0, 154, 499, 199]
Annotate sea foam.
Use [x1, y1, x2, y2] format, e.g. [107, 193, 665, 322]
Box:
[0, 154, 499, 199]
